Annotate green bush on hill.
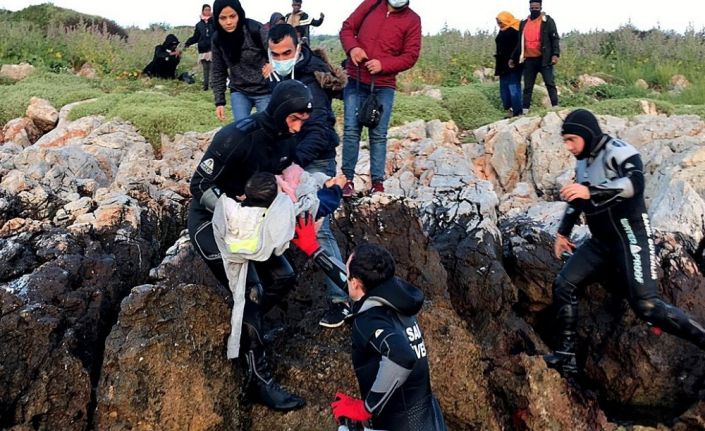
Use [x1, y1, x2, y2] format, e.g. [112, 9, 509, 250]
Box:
[68, 88, 223, 147]
[390, 95, 451, 126]
[440, 86, 505, 130]
[0, 72, 103, 125]
[591, 98, 675, 117]
[7, 4, 127, 39]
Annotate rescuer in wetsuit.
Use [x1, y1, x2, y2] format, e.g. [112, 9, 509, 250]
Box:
[544, 108, 705, 374]
[188, 80, 313, 411]
[291, 216, 447, 431]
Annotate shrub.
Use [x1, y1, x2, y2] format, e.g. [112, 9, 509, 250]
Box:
[584, 83, 649, 100]
[0, 71, 103, 124]
[391, 95, 451, 126]
[68, 88, 221, 147]
[591, 98, 675, 117]
[441, 86, 504, 130]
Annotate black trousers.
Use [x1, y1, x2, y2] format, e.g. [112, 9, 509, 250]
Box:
[522, 57, 558, 109]
[188, 203, 296, 351]
[553, 216, 705, 349]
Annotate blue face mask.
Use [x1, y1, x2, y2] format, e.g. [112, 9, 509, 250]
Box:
[271, 45, 301, 78]
[388, 0, 409, 8]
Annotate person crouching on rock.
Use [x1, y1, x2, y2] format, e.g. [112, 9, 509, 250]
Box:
[290, 220, 447, 431]
[544, 108, 705, 375]
[143, 34, 182, 79]
[187, 80, 314, 411]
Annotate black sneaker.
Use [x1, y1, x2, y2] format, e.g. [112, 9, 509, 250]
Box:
[319, 302, 351, 328]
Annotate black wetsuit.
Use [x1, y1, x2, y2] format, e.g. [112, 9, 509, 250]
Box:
[188, 112, 297, 350]
[350, 277, 446, 431]
[555, 135, 705, 350]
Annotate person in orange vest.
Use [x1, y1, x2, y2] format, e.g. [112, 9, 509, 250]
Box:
[509, 0, 560, 114]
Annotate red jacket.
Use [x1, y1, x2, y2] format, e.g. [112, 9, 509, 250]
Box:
[340, 0, 422, 89]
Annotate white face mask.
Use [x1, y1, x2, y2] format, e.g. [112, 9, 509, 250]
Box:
[388, 0, 409, 8]
[269, 44, 301, 78]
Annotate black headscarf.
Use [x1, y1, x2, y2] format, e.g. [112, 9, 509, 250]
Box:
[212, 0, 247, 63]
[163, 34, 180, 50]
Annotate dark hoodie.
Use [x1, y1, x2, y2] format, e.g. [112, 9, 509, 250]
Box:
[190, 80, 312, 212]
[267, 44, 342, 167]
[143, 34, 180, 79]
[210, 0, 270, 103]
[351, 277, 447, 431]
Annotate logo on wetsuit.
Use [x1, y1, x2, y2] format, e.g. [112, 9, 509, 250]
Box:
[406, 322, 427, 359]
[641, 213, 658, 281]
[620, 218, 644, 284]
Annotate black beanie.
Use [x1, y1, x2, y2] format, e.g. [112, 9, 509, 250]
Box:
[266, 80, 313, 133]
[530, 0, 542, 3]
[561, 109, 603, 160]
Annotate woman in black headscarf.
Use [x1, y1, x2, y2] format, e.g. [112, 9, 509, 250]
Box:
[210, 0, 271, 122]
[143, 34, 181, 79]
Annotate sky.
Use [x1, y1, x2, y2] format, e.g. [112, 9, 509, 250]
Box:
[1, 0, 704, 36]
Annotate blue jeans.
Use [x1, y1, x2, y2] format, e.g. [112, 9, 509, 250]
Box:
[304, 159, 348, 303]
[499, 70, 523, 116]
[341, 79, 395, 183]
[230, 92, 270, 122]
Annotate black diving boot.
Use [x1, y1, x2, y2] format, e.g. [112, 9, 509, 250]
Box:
[543, 333, 578, 375]
[544, 290, 578, 375]
[244, 347, 305, 411]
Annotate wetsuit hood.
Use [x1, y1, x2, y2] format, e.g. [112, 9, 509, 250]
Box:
[265, 79, 313, 134]
[354, 277, 425, 317]
[561, 109, 604, 160]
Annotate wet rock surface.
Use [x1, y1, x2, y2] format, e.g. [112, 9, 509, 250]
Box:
[1, 106, 705, 429]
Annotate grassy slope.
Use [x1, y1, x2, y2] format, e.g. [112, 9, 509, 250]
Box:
[3, 6, 705, 147]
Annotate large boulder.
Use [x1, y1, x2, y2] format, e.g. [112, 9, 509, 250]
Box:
[1, 117, 42, 147]
[0, 63, 34, 81]
[95, 283, 242, 431]
[26, 97, 58, 134]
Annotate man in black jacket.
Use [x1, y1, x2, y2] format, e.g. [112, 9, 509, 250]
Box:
[285, 0, 324, 43]
[188, 80, 313, 411]
[509, 0, 560, 113]
[185, 4, 215, 91]
[291, 218, 447, 431]
[143, 34, 181, 79]
[545, 109, 705, 375]
[265, 24, 351, 328]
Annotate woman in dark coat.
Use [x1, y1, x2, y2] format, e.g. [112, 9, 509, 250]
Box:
[185, 4, 216, 91]
[143, 34, 181, 79]
[210, 0, 271, 122]
[495, 11, 523, 117]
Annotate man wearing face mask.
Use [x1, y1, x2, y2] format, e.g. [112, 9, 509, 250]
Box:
[509, 0, 560, 114]
[339, 0, 422, 197]
[188, 80, 314, 411]
[263, 24, 352, 328]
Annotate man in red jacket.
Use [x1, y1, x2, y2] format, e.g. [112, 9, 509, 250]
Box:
[339, 0, 421, 197]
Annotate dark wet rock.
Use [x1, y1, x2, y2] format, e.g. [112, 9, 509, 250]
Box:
[95, 283, 242, 431]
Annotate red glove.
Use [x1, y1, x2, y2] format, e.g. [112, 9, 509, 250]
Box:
[292, 213, 321, 256]
[331, 392, 372, 423]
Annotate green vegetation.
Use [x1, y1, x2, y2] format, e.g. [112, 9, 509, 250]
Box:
[2, 4, 705, 147]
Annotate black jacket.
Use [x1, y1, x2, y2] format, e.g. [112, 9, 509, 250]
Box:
[495, 27, 520, 76]
[285, 10, 324, 40]
[267, 45, 340, 167]
[143, 34, 180, 79]
[512, 13, 560, 68]
[211, 19, 270, 104]
[189, 112, 296, 212]
[351, 277, 446, 431]
[185, 18, 215, 53]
